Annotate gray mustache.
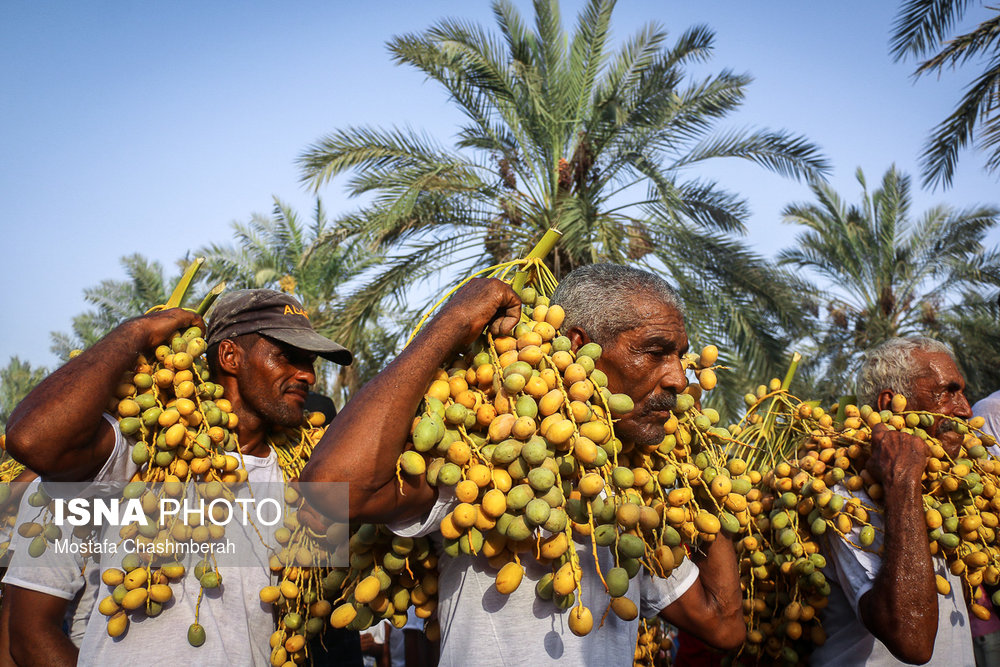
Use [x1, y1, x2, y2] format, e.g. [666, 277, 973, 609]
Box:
[637, 392, 677, 416]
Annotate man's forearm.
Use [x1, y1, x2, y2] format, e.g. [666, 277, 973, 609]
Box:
[10, 626, 78, 667]
[7, 309, 200, 481]
[860, 476, 937, 663]
[302, 279, 521, 521]
[660, 534, 745, 650]
[301, 312, 468, 520]
[5, 321, 144, 478]
[692, 534, 745, 646]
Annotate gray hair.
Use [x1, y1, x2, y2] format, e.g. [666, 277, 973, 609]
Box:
[856, 336, 957, 407]
[551, 264, 683, 345]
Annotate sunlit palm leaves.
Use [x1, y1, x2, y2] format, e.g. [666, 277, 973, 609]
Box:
[891, 0, 1000, 187]
[937, 290, 1000, 402]
[299, 0, 830, 418]
[779, 165, 1000, 403]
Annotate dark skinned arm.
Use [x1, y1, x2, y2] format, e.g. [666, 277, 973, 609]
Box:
[4, 309, 203, 482]
[300, 278, 521, 523]
[7, 586, 76, 666]
[359, 632, 380, 658]
[659, 533, 745, 651]
[856, 422, 937, 664]
[0, 589, 13, 667]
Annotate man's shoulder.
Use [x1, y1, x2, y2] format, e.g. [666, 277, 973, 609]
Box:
[973, 390, 1000, 414]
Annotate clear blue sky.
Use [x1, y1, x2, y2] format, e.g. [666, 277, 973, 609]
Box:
[2, 1, 997, 371]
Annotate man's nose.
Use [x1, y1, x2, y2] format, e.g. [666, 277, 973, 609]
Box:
[661, 357, 688, 393]
[295, 363, 316, 386]
[953, 391, 972, 419]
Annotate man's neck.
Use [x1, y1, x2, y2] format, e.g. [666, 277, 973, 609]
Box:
[219, 378, 278, 458]
[235, 426, 271, 458]
[231, 403, 273, 458]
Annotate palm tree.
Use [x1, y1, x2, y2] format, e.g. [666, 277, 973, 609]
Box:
[778, 165, 1000, 402]
[50, 254, 172, 360]
[197, 197, 391, 403]
[298, 0, 828, 416]
[891, 1, 1000, 187]
[0, 357, 49, 431]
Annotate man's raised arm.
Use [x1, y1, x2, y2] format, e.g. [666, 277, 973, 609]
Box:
[5, 309, 202, 482]
[857, 423, 938, 664]
[300, 279, 520, 523]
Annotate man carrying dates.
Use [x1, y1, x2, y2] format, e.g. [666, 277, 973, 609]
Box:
[302, 264, 745, 666]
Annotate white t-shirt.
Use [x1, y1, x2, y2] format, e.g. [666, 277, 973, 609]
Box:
[389, 488, 698, 666]
[3, 477, 100, 647]
[811, 486, 974, 666]
[73, 415, 282, 666]
[973, 391, 1000, 458]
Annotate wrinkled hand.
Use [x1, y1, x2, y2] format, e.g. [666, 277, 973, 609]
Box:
[124, 308, 206, 351]
[433, 278, 521, 347]
[866, 422, 928, 488]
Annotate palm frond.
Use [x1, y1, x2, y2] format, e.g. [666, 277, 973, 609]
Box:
[671, 128, 830, 182]
[296, 0, 833, 396]
[890, 0, 976, 60]
[779, 164, 1000, 392]
[920, 52, 1000, 187]
[299, 126, 456, 192]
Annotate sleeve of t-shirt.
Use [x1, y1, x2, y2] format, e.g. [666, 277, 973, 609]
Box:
[386, 487, 455, 538]
[91, 413, 136, 483]
[4, 478, 43, 557]
[639, 555, 698, 617]
[367, 620, 388, 643]
[2, 562, 84, 601]
[2, 479, 85, 601]
[824, 493, 885, 615]
[2, 414, 132, 600]
[972, 397, 1000, 458]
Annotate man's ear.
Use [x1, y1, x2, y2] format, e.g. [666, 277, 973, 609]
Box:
[567, 327, 592, 354]
[875, 390, 894, 412]
[217, 339, 243, 375]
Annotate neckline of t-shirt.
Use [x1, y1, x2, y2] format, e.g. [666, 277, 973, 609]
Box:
[241, 448, 276, 469]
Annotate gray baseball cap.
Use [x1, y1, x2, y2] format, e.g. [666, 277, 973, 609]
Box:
[206, 289, 352, 365]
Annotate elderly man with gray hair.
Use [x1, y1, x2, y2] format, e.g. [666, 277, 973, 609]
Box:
[812, 336, 975, 666]
[301, 263, 745, 666]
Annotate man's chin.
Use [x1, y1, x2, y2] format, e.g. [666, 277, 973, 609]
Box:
[617, 423, 666, 449]
[286, 391, 307, 406]
[271, 404, 306, 429]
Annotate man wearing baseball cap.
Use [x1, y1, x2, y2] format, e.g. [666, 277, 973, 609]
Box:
[4, 289, 353, 665]
[206, 289, 352, 366]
